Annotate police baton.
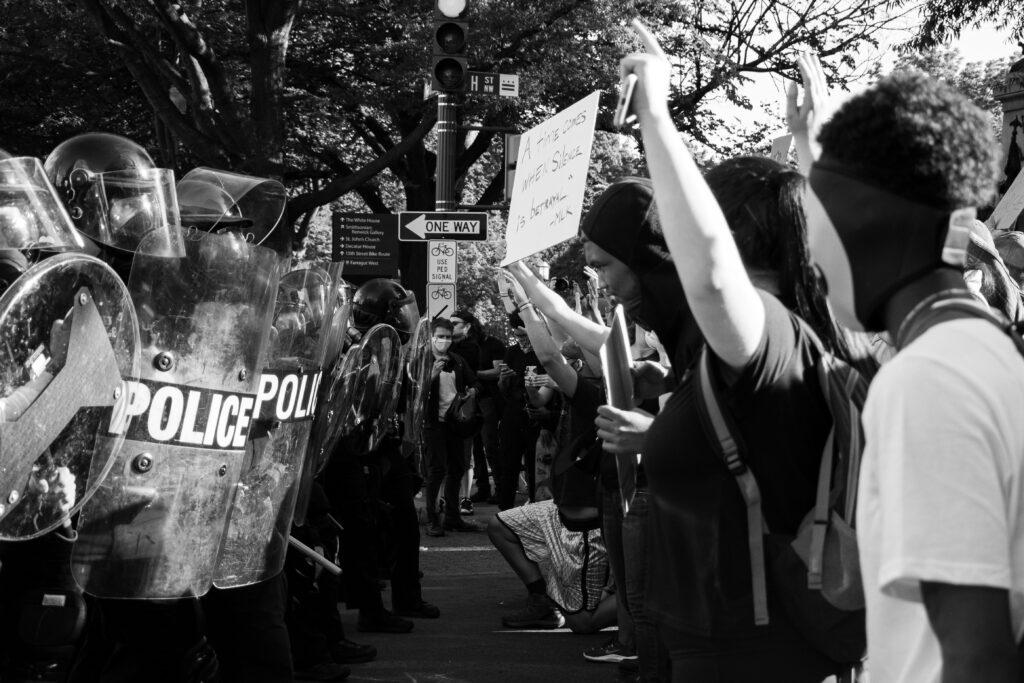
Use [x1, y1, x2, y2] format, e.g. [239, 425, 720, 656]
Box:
[288, 535, 342, 576]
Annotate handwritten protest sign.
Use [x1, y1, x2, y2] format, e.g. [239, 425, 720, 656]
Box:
[500, 91, 600, 266]
[988, 169, 1024, 234]
[769, 134, 793, 164]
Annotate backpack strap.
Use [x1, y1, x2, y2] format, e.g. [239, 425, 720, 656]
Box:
[694, 347, 770, 626]
[898, 294, 1024, 356]
[807, 429, 835, 591]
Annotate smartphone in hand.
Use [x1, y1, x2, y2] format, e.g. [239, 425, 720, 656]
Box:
[613, 73, 638, 129]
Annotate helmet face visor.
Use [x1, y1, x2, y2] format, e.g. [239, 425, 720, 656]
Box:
[0, 157, 84, 253]
[177, 168, 286, 246]
[75, 167, 184, 256]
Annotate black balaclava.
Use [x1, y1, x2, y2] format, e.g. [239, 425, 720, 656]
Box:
[580, 178, 703, 373]
[806, 158, 975, 332]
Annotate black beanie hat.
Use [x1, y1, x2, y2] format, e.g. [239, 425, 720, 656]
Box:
[579, 177, 670, 273]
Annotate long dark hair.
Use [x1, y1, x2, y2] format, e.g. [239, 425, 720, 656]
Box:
[705, 155, 850, 359]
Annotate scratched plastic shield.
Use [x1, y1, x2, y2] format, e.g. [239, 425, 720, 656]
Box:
[71, 231, 280, 599]
[214, 266, 332, 589]
[402, 317, 432, 447]
[337, 323, 402, 457]
[292, 267, 352, 526]
[0, 253, 139, 540]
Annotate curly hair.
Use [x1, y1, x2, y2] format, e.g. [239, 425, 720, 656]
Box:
[817, 69, 1000, 210]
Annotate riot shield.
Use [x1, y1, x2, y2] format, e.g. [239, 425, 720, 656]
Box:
[402, 317, 432, 448]
[71, 231, 280, 599]
[0, 157, 85, 253]
[0, 253, 139, 539]
[335, 324, 402, 457]
[214, 266, 332, 589]
[292, 267, 352, 526]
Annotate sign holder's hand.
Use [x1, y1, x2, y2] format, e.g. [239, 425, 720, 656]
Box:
[619, 18, 672, 125]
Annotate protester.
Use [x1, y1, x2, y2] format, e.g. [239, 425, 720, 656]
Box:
[616, 23, 885, 681]
[496, 314, 548, 510]
[450, 309, 505, 512]
[423, 317, 483, 536]
[805, 69, 1023, 682]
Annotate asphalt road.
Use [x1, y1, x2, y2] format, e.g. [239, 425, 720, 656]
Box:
[338, 501, 622, 683]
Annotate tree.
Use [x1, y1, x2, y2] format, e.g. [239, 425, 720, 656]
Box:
[890, 46, 1010, 131]
[899, 0, 1024, 49]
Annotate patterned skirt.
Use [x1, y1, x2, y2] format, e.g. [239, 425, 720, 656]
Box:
[497, 500, 609, 613]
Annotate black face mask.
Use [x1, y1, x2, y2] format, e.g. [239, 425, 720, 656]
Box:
[807, 159, 975, 332]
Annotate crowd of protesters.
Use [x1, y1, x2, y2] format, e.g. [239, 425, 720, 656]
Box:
[423, 20, 1024, 683]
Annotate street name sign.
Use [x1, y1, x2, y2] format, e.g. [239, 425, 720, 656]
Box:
[398, 211, 488, 242]
[466, 71, 520, 98]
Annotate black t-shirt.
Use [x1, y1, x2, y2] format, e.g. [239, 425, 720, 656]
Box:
[500, 345, 542, 418]
[643, 292, 832, 640]
[552, 373, 604, 508]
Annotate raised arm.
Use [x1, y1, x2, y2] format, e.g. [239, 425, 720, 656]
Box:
[500, 270, 580, 396]
[622, 21, 764, 371]
[506, 261, 608, 355]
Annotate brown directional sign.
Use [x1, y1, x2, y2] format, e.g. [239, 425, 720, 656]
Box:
[331, 212, 399, 276]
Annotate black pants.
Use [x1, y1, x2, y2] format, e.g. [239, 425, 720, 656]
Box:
[473, 395, 502, 495]
[285, 520, 344, 670]
[323, 438, 423, 613]
[378, 439, 424, 609]
[424, 424, 465, 522]
[204, 576, 293, 683]
[497, 415, 540, 511]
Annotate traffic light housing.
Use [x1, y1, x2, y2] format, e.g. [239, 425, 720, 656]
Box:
[431, 2, 468, 93]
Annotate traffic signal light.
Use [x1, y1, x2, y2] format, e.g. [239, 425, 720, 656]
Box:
[431, 1, 468, 93]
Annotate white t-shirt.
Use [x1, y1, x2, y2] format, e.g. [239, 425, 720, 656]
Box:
[437, 367, 458, 420]
[857, 319, 1024, 682]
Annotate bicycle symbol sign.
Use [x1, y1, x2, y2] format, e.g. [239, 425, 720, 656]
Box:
[426, 284, 457, 320]
[428, 240, 457, 285]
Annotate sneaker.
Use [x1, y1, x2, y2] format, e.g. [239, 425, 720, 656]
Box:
[425, 521, 445, 537]
[443, 517, 483, 532]
[293, 661, 351, 681]
[501, 593, 565, 629]
[583, 637, 637, 663]
[329, 639, 377, 665]
[357, 609, 414, 634]
[459, 498, 474, 515]
[393, 600, 441, 619]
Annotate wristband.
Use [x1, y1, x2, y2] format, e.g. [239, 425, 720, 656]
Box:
[517, 302, 537, 314]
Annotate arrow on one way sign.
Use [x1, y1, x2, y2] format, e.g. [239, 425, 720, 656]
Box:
[398, 211, 488, 242]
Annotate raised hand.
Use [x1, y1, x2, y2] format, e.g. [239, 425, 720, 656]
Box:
[786, 51, 830, 171]
[619, 18, 672, 124]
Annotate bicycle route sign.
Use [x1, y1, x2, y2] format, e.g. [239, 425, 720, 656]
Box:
[427, 283, 456, 320]
[428, 241, 457, 285]
[398, 211, 487, 242]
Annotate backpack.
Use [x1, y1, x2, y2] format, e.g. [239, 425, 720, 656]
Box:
[694, 335, 869, 665]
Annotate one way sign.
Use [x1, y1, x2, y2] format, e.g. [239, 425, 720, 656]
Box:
[398, 212, 488, 242]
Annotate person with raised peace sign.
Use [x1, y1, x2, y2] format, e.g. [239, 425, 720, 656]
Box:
[619, 18, 877, 682]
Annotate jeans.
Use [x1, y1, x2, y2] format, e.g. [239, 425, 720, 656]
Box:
[623, 490, 670, 681]
[424, 424, 465, 521]
[602, 487, 634, 650]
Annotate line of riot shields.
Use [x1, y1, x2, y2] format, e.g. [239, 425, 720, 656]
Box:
[0, 135, 433, 610]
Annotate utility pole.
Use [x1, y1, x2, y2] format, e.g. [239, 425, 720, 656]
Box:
[435, 92, 457, 211]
